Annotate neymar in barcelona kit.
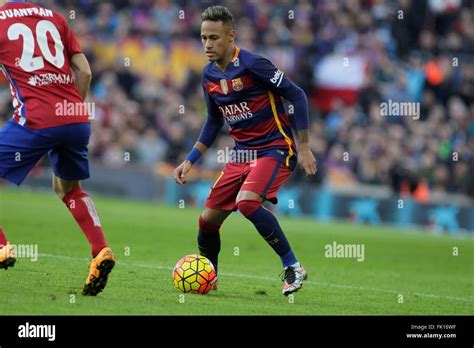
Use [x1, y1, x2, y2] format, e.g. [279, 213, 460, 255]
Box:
[174, 6, 317, 296]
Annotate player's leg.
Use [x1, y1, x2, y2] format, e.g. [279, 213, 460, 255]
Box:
[49, 122, 114, 296]
[0, 227, 16, 270]
[52, 176, 109, 256]
[199, 162, 247, 275]
[198, 208, 232, 274]
[52, 175, 115, 296]
[0, 120, 56, 270]
[237, 191, 301, 269]
[236, 157, 306, 296]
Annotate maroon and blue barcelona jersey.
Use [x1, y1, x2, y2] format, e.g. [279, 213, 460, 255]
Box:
[201, 47, 301, 169]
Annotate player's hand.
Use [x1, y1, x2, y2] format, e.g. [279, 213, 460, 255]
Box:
[174, 160, 193, 185]
[297, 145, 317, 176]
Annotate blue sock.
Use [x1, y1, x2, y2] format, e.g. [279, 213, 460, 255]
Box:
[238, 200, 298, 268]
[198, 216, 221, 273]
[281, 249, 298, 268]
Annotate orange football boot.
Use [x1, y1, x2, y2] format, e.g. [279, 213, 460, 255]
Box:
[82, 247, 115, 296]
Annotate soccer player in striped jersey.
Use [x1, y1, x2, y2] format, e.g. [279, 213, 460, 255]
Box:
[174, 6, 317, 296]
[0, 0, 114, 296]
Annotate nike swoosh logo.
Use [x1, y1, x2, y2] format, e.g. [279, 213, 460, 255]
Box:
[244, 181, 257, 184]
[210, 85, 218, 91]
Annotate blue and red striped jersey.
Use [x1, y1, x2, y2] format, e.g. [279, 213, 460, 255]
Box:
[201, 47, 308, 169]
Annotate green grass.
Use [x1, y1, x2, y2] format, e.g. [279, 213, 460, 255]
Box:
[0, 188, 473, 315]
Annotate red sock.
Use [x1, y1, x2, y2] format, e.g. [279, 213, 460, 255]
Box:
[0, 227, 7, 246]
[62, 187, 108, 257]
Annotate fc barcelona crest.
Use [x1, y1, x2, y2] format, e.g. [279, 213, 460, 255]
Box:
[231, 78, 243, 92]
[220, 79, 228, 95]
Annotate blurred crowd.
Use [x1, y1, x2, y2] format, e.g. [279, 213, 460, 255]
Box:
[0, 0, 473, 198]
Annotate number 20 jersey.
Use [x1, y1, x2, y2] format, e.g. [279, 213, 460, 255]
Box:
[0, 1, 89, 130]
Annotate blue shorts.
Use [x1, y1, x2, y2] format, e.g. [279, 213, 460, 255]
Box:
[0, 120, 91, 185]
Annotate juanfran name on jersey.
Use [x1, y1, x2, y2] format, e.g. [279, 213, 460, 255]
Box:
[0, 7, 53, 20]
[219, 101, 253, 123]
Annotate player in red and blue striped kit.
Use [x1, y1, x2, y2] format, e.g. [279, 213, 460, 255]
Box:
[174, 6, 317, 296]
[0, 0, 114, 296]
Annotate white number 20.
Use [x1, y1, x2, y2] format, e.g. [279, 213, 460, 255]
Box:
[7, 20, 65, 72]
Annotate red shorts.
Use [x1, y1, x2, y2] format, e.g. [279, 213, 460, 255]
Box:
[205, 156, 293, 211]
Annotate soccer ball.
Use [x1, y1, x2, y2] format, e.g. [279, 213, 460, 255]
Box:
[172, 254, 217, 294]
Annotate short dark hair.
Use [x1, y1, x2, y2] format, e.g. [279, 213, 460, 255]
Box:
[201, 6, 235, 30]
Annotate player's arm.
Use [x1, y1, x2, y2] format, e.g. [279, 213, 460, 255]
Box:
[70, 53, 92, 100]
[58, 13, 91, 101]
[250, 56, 316, 176]
[174, 89, 223, 185]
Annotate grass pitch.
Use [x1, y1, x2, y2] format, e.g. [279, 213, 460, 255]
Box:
[0, 188, 472, 315]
